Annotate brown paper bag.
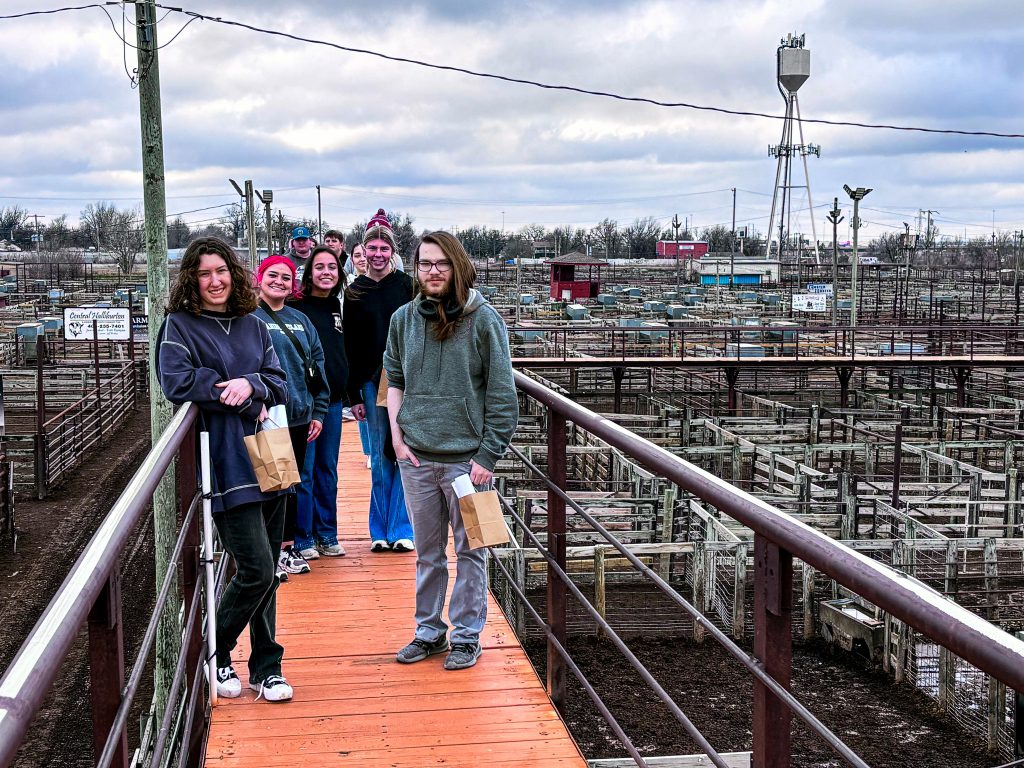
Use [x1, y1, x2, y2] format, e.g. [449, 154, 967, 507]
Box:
[244, 424, 301, 492]
[458, 490, 511, 549]
[376, 369, 389, 407]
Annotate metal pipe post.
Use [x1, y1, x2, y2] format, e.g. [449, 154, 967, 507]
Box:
[752, 535, 793, 768]
[546, 412, 568, 712]
[88, 573, 128, 767]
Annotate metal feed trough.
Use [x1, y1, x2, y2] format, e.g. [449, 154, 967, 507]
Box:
[819, 598, 884, 661]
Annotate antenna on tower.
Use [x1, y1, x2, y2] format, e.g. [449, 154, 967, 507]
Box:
[766, 33, 822, 266]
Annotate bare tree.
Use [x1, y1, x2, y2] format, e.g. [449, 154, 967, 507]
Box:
[0, 205, 29, 248]
[591, 218, 622, 258]
[42, 214, 72, 252]
[109, 208, 144, 276]
[80, 201, 120, 250]
[505, 236, 534, 262]
[622, 216, 662, 258]
[385, 211, 418, 260]
[167, 216, 192, 249]
[519, 223, 546, 241]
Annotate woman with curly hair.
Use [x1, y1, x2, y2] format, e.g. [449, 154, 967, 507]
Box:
[156, 236, 295, 703]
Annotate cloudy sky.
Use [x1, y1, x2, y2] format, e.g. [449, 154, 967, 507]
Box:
[2, 0, 1023, 244]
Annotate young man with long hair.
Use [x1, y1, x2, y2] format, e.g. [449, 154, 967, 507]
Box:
[384, 231, 518, 670]
[157, 236, 295, 701]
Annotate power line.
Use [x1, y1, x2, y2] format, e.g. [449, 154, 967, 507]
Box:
[3, 2, 1023, 140]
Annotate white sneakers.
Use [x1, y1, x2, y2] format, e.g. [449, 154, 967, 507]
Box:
[217, 665, 293, 702]
[251, 675, 293, 702]
[216, 666, 242, 698]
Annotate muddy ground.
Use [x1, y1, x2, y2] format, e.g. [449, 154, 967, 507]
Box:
[525, 635, 998, 767]
[0, 407, 154, 768]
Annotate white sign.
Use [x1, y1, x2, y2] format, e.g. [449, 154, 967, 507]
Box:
[792, 293, 827, 312]
[807, 283, 833, 295]
[63, 307, 131, 340]
[859, 256, 879, 265]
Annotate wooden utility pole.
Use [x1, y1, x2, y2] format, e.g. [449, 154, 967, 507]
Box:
[134, 0, 178, 724]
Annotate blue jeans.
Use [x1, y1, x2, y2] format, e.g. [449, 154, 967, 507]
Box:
[213, 495, 286, 682]
[295, 400, 342, 550]
[399, 459, 488, 644]
[357, 419, 370, 456]
[362, 380, 413, 543]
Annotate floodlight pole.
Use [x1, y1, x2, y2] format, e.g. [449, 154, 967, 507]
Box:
[844, 185, 872, 329]
[826, 198, 843, 326]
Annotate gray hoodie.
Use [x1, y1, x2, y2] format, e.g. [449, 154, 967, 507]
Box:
[383, 288, 518, 470]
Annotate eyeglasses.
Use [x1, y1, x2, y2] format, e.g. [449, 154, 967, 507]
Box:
[416, 260, 452, 274]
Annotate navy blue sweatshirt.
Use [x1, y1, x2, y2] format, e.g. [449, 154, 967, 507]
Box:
[290, 293, 350, 405]
[343, 270, 414, 405]
[253, 303, 329, 425]
[157, 310, 289, 514]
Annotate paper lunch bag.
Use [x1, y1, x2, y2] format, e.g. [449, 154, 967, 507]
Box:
[243, 420, 301, 493]
[459, 490, 511, 549]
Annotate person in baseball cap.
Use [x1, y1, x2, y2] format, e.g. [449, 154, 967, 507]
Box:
[287, 226, 315, 275]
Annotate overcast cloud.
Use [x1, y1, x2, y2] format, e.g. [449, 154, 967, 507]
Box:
[1, 0, 1022, 242]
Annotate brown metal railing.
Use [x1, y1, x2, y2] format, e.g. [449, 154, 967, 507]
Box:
[0, 403, 205, 768]
[506, 323, 1024, 364]
[512, 371, 1024, 766]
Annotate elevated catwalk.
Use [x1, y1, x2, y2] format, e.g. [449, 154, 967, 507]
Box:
[204, 427, 587, 767]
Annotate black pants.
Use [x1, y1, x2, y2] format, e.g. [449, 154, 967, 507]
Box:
[284, 423, 310, 542]
[213, 494, 287, 683]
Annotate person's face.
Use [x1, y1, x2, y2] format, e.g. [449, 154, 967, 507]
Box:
[259, 264, 293, 305]
[292, 236, 312, 258]
[196, 252, 232, 311]
[310, 252, 340, 295]
[351, 245, 368, 275]
[416, 241, 453, 298]
[365, 238, 393, 277]
[324, 235, 343, 256]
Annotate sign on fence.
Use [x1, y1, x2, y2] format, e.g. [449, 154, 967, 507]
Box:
[792, 293, 827, 312]
[63, 307, 131, 341]
[807, 283, 833, 294]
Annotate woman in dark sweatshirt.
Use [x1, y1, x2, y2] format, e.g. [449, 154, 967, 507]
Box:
[291, 245, 350, 558]
[343, 211, 415, 552]
[156, 236, 294, 703]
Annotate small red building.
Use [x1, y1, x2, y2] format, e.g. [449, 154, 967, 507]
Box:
[544, 252, 608, 300]
[656, 240, 709, 259]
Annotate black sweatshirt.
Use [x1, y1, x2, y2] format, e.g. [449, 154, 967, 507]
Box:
[343, 270, 414, 405]
[290, 293, 350, 404]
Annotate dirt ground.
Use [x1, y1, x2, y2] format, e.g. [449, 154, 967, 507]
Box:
[525, 635, 998, 768]
[0, 407, 155, 768]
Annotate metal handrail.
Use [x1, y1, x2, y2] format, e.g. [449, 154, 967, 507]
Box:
[513, 371, 1024, 739]
[0, 403, 199, 767]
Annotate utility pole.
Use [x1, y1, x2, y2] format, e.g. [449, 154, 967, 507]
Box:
[229, 178, 256, 268]
[255, 189, 273, 257]
[826, 198, 843, 325]
[30, 214, 45, 254]
[134, 0, 177, 728]
[672, 214, 681, 292]
[316, 184, 323, 242]
[844, 185, 871, 329]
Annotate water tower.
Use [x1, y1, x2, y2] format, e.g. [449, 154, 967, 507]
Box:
[766, 33, 821, 265]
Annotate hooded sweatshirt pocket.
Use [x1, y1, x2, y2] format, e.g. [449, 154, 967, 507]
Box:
[397, 394, 481, 454]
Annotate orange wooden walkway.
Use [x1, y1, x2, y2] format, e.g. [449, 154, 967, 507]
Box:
[204, 425, 587, 767]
